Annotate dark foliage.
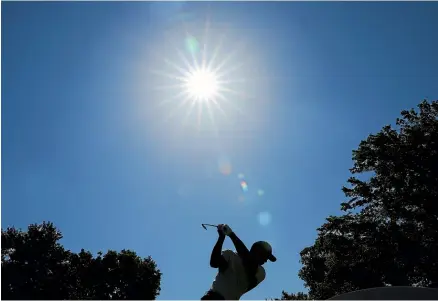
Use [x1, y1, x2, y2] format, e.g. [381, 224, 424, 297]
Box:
[274, 291, 311, 300]
[1, 222, 162, 300]
[280, 100, 438, 299]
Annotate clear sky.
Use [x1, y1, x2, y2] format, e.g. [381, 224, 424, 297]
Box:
[2, 1, 437, 299]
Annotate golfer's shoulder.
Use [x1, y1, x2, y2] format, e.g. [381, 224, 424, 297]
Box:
[221, 249, 238, 260]
[256, 265, 266, 282]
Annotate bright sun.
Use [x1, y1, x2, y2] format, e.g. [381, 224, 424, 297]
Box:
[185, 68, 219, 102]
[151, 30, 248, 130]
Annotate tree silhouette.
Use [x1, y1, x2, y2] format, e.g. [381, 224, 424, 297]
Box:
[274, 291, 311, 300]
[279, 100, 438, 299]
[2, 222, 162, 300]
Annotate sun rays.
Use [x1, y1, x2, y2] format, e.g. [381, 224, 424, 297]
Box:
[150, 21, 249, 132]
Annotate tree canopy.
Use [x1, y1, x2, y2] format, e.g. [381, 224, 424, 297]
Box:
[1, 222, 162, 300]
[281, 100, 438, 299]
[274, 291, 311, 300]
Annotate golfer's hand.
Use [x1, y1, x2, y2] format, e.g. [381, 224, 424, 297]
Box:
[218, 224, 233, 236]
[217, 224, 226, 238]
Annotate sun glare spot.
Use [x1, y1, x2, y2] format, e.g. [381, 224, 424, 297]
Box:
[185, 68, 219, 101]
[152, 25, 248, 131]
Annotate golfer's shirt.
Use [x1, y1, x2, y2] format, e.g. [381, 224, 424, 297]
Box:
[211, 250, 266, 300]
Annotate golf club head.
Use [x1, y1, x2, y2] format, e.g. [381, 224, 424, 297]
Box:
[202, 223, 218, 230]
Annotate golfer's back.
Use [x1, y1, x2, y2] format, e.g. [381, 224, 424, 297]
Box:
[211, 250, 265, 300]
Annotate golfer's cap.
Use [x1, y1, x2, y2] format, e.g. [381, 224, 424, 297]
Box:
[254, 241, 277, 262]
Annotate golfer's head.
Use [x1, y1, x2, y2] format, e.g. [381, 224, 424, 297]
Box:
[250, 241, 277, 265]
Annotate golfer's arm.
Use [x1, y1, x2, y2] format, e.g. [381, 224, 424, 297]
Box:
[210, 236, 227, 269]
[228, 232, 250, 259]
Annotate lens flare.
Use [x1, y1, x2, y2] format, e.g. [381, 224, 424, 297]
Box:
[185, 36, 199, 54]
[258, 211, 272, 226]
[218, 157, 232, 176]
[257, 189, 265, 196]
[240, 180, 248, 192]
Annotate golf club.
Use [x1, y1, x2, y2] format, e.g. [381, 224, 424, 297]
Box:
[202, 223, 218, 230]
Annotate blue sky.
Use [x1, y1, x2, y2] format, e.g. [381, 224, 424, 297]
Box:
[2, 2, 437, 299]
